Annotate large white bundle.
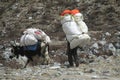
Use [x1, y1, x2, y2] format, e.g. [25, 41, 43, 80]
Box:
[73, 13, 84, 21]
[23, 28, 42, 40]
[20, 34, 38, 46]
[61, 14, 72, 24]
[61, 13, 91, 49]
[70, 34, 91, 49]
[62, 21, 82, 35]
[77, 21, 88, 33]
[61, 15, 82, 35]
[23, 28, 51, 43]
[73, 13, 88, 33]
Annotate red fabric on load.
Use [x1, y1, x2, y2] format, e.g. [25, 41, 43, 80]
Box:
[61, 9, 71, 16]
[71, 9, 80, 15]
[34, 31, 41, 34]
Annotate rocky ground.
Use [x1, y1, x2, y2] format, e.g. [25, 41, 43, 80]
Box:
[0, 54, 120, 80]
[0, 0, 120, 80]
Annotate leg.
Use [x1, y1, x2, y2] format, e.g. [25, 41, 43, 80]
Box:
[73, 47, 79, 67]
[23, 56, 33, 68]
[24, 59, 30, 68]
[37, 41, 42, 57]
[67, 41, 74, 67]
[44, 46, 50, 64]
[41, 43, 50, 64]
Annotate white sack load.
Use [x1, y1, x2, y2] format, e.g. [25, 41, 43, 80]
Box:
[23, 28, 42, 39]
[73, 13, 88, 33]
[23, 28, 51, 43]
[77, 21, 88, 33]
[60, 9, 91, 49]
[20, 34, 38, 46]
[61, 14, 90, 46]
[70, 34, 91, 49]
[73, 13, 84, 21]
[61, 15, 82, 35]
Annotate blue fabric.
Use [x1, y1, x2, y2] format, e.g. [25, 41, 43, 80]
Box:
[24, 43, 38, 51]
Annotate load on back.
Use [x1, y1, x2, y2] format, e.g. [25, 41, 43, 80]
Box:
[60, 9, 91, 49]
[20, 28, 51, 50]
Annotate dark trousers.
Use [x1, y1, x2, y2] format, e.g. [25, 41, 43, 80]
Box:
[67, 41, 79, 67]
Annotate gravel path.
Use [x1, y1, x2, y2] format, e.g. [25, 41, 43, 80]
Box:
[0, 55, 120, 80]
